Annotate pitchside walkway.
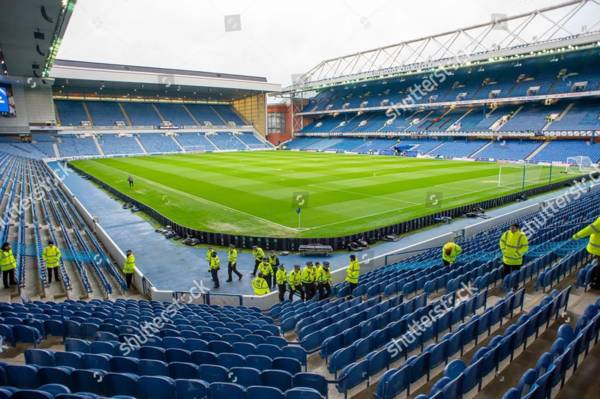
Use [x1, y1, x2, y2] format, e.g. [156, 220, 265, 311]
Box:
[52, 161, 592, 296]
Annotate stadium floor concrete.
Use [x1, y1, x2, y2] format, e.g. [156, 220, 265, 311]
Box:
[53, 161, 591, 295]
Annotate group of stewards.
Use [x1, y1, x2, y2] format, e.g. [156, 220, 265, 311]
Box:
[440, 217, 600, 289]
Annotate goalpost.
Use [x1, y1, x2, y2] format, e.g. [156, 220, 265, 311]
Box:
[565, 156, 596, 174]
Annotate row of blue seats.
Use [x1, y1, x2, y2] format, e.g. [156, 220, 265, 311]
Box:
[576, 259, 599, 291]
[535, 245, 589, 292]
[501, 298, 600, 399]
[26, 348, 305, 384]
[276, 297, 358, 333]
[0, 363, 326, 399]
[396, 287, 571, 399]
[64, 337, 306, 367]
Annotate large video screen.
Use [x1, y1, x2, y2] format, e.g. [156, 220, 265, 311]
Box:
[0, 85, 9, 113]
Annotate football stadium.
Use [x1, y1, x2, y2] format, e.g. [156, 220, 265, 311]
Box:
[0, 0, 599, 398]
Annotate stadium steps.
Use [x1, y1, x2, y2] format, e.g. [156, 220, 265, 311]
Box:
[117, 103, 133, 126]
[452, 108, 474, 129]
[427, 142, 445, 154]
[491, 105, 524, 131]
[545, 103, 576, 131]
[151, 103, 166, 122]
[92, 136, 105, 156]
[203, 133, 219, 150]
[170, 135, 186, 152]
[134, 135, 148, 155]
[469, 140, 493, 157]
[525, 141, 550, 161]
[232, 134, 251, 150]
[81, 102, 94, 126]
[182, 104, 201, 126]
[209, 105, 228, 125]
[51, 143, 59, 158]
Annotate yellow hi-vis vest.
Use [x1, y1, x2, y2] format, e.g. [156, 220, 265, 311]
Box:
[442, 242, 462, 265]
[209, 256, 220, 271]
[43, 245, 61, 269]
[346, 260, 360, 284]
[252, 276, 270, 295]
[123, 254, 136, 274]
[205, 249, 215, 262]
[227, 248, 238, 263]
[252, 247, 265, 261]
[0, 249, 16, 272]
[288, 271, 302, 289]
[499, 230, 529, 266]
[574, 217, 600, 256]
[276, 269, 287, 285]
[317, 267, 332, 284]
[301, 267, 315, 284]
[258, 261, 272, 276]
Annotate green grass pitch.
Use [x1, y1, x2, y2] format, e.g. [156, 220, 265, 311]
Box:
[70, 151, 574, 238]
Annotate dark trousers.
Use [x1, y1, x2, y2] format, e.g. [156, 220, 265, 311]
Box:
[227, 262, 242, 281]
[125, 273, 133, 289]
[318, 283, 331, 300]
[2, 269, 16, 289]
[48, 267, 60, 283]
[128, 181, 133, 188]
[502, 263, 522, 278]
[591, 256, 600, 289]
[289, 286, 304, 301]
[278, 284, 286, 302]
[211, 269, 219, 288]
[265, 275, 272, 289]
[443, 260, 451, 267]
[348, 282, 358, 296]
[252, 259, 261, 275]
[303, 283, 316, 300]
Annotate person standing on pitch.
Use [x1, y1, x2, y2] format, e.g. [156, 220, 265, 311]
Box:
[128, 175, 134, 188]
[301, 262, 316, 300]
[226, 244, 242, 282]
[268, 251, 280, 287]
[346, 254, 360, 295]
[251, 245, 265, 276]
[258, 257, 273, 288]
[209, 251, 220, 289]
[442, 241, 462, 266]
[288, 265, 303, 301]
[573, 215, 600, 289]
[123, 249, 136, 289]
[317, 261, 332, 300]
[276, 264, 288, 302]
[0, 242, 17, 289]
[499, 223, 529, 277]
[43, 241, 61, 284]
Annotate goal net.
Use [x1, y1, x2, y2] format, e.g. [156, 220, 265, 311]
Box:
[565, 156, 596, 173]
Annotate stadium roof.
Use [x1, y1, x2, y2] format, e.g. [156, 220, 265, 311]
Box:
[0, 0, 74, 78]
[285, 0, 600, 93]
[50, 59, 281, 102]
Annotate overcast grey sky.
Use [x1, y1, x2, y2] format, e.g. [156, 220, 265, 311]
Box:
[57, 0, 558, 85]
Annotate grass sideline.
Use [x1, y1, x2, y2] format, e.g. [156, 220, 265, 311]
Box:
[70, 151, 574, 238]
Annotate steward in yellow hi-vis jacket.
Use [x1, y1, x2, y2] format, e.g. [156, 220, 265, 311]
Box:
[288, 265, 303, 301]
[209, 251, 220, 289]
[345, 254, 360, 295]
[1, 242, 17, 289]
[442, 242, 462, 266]
[43, 241, 61, 284]
[499, 223, 529, 277]
[258, 259, 273, 288]
[317, 261, 332, 300]
[573, 216, 600, 289]
[302, 262, 316, 300]
[226, 244, 242, 282]
[123, 249, 136, 289]
[252, 274, 270, 295]
[251, 246, 265, 276]
[275, 265, 288, 302]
